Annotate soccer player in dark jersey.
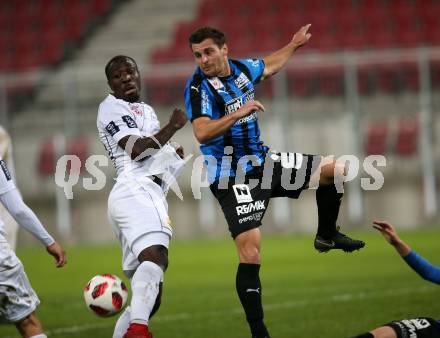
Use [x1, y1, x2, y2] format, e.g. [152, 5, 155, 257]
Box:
[352, 220, 440, 338]
[184, 25, 365, 338]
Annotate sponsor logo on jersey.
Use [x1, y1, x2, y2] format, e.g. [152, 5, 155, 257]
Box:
[234, 72, 251, 89]
[232, 184, 253, 203]
[122, 115, 137, 128]
[105, 121, 120, 137]
[237, 111, 258, 125]
[225, 90, 255, 115]
[236, 200, 265, 216]
[238, 211, 264, 224]
[247, 58, 260, 68]
[400, 318, 431, 336]
[201, 89, 210, 115]
[0, 160, 11, 181]
[190, 85, 200, 93]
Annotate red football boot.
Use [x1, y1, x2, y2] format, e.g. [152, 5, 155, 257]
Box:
[123, 323, 153, 338]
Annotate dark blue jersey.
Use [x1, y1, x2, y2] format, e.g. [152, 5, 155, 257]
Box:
[184, 58, 269, 183]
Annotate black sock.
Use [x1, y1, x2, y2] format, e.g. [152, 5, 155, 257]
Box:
[350, 333, 374, 338]
[316, 184, 343, 238]
[236, 263, 269, 338]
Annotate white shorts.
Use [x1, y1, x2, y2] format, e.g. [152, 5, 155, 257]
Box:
[108, 176, 172, 274]
[0, 240, 40, 323]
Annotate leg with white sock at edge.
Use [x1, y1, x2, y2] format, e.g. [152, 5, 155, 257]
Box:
[114, 285, 163, 338]
[123, 244, 168, 338]
[234, 228, 270, 338]
[15, 312, 46, 338]
[113, 306, 131, 338]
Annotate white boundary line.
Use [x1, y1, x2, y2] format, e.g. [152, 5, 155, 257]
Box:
[2, 285, 435, 337]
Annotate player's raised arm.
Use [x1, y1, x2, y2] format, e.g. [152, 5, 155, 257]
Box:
[262, 24, 312, 81]
[191, 100, 265, 143]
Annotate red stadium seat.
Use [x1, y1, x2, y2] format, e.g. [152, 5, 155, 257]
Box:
[357, 65, 376, 95]
[318, 67, 344, 96]
[395, 118, 419, 156]
[288, 69, 316, 97]
[38, 140, 56, 177]
[91, 0, 110, 16]
[365, 121, 388, 156]
[65, 2, 91, 40]
[374, 64, 401, 93]
[67, 137, 90, 173]
[431, 61, 440, 89]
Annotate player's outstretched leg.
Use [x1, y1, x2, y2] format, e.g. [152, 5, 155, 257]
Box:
[313, 158, 365, 253]
[123, 245, 168, 338]
[114, 306, 131, 338]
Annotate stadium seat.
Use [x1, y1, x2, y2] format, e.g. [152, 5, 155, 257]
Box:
[431, 61, 440, 89]
[148, 0, 440, 97]
[318, 68, 344, 96]
[357, 66, 375, 95]
[374, 64, 402, 94]
[37, 137, 90, 177]
[0, 0, 116, 73]
[91, 0, 111, 16]
[67, 137, 90, 173]
[395, 118, 419, 156]
[38, 140, 56, 177]
[365, 121, 388, 156]
[288, 69, 316, 97]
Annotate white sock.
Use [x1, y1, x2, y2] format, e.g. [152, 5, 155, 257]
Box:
[130, 261, 163, 325]
[29, 335, 47, 338]
[113, 306, 131, 338]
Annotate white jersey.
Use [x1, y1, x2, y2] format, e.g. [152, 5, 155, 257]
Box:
[97, 94, 184, 179]
[0, 158, 54, 246]
[0, 159, 15, 239]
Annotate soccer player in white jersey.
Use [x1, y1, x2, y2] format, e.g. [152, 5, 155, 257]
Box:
[0, 158, 67, 337]
[97, 55, 187, 338]
[0, 125, 19, 249]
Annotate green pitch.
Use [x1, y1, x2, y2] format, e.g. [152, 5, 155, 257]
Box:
[2, 228, 439, 338]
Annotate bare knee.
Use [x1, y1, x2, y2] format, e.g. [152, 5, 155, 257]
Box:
[370, 326, 397, 338]
[138, 245, 169, 271]
[235, 229, 261, 264]
[15, 312, 43, 338]
[319, 159, 346, 186]
[239, 244, 260, 263]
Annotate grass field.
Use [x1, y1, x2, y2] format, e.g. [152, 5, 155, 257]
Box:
[2, 228, 439, 338]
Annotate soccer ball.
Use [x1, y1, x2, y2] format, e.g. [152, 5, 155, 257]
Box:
[84, 274, 128, 317]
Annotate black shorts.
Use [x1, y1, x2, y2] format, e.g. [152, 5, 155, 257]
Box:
[210, 151, 321, 238]
[385, 317, 440, 338]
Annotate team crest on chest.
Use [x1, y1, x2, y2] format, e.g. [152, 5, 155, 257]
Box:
[208, 77, 224, 90]
[130, 104, 143, 116]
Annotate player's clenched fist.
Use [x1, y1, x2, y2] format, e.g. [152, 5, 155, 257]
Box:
[169, 108, 188, 130]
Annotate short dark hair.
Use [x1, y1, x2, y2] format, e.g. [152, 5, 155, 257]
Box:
[188, 27, 226, 48]
[105, 55, 137, 80]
